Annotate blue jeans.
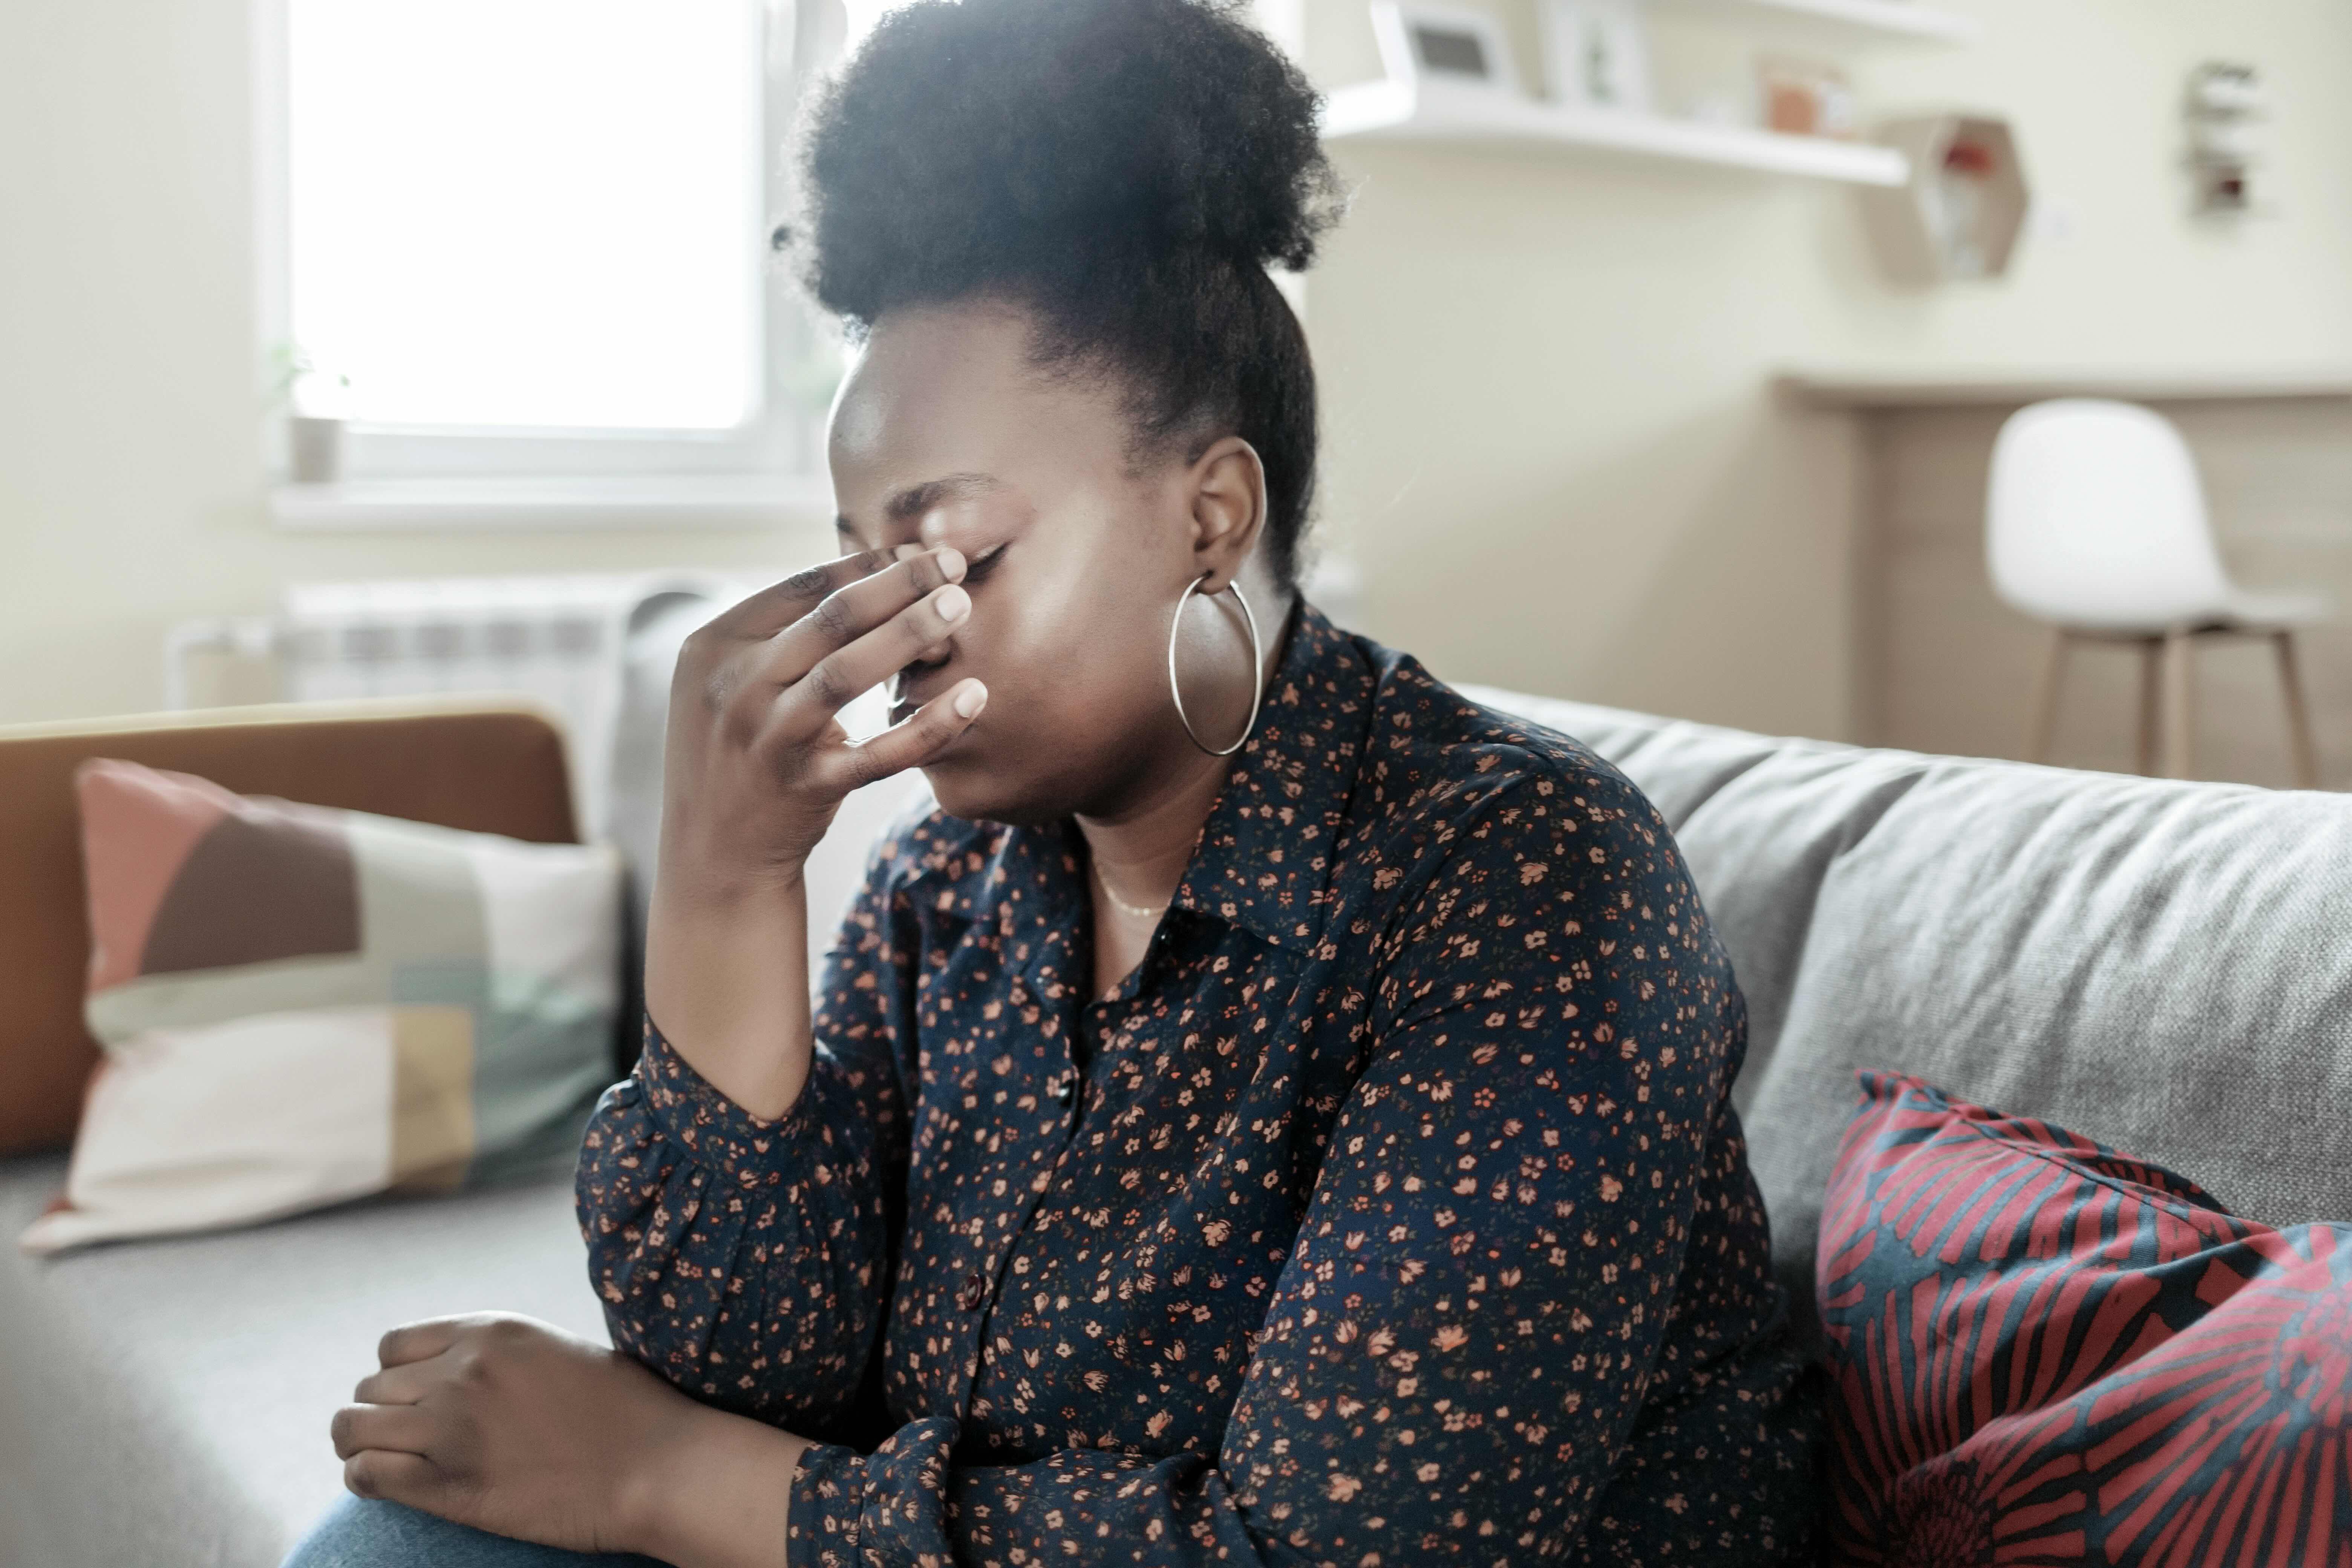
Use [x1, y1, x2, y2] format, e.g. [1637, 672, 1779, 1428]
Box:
[283, 1495, 669, 1568]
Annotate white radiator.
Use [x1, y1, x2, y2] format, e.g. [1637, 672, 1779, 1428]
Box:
[165, 572, 755, 839]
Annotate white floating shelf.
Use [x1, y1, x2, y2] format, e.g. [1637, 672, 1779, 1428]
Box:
[1321, 80, 1912, 187]
[1652, 0, 1979, 45]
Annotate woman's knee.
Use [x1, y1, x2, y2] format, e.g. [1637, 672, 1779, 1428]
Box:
[281, 1494, 660, 1568]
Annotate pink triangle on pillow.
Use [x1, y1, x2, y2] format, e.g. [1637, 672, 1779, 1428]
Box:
[75, 759, 240, 993]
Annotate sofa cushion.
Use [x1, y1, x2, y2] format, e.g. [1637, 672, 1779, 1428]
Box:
[23, 760, 622, 1255]
[0, 1154, 604, 1568]
[1461, 688, 2352, 1337]
[1817, 1071, 2352, 1562]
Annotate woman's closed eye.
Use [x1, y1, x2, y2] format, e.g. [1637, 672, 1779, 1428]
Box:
[962, 543, 1010, 585]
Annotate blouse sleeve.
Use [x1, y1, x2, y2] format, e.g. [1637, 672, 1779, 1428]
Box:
[783, 766, 1758, 1565]
[574, 864, 914, 1440]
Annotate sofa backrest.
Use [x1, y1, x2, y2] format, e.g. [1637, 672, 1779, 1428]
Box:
[1461, 686, 2352, 1327]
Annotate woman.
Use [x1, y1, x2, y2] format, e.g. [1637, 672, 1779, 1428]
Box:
[290, 1, 1818, 1563]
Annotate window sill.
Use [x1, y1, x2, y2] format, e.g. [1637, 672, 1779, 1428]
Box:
[267, 474, 833, 532]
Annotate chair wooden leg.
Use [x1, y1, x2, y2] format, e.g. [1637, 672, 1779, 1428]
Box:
[2273, 630, 2321, 789]
[2135, 638, 2162, 776]
[2026, 630, 2069, 763]
[2162, 629, 2196, 779]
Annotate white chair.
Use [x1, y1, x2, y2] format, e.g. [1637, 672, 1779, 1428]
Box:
[1987, 397, 2329, 786]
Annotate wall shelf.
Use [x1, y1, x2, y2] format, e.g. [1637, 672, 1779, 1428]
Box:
[1650, 0, 1979, 46]
[1321, 80, 1912, 187]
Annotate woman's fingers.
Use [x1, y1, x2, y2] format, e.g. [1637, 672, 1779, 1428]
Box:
[343, 1448, 438, 1505]
[353, 1361, 433, 1406]
[332, 1401, 439, 1460]
[693, 542, 982, 780]
[825, 679, 988, 791]
[377, 1317, 470, 1368]
[763, 576, 974, 739]
[705, 548, 963, 730]
[753, 547, 965, 692]
[703, 548, 896, 643]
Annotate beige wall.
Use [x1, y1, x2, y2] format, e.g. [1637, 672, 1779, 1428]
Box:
[5, 0, 2351, 739]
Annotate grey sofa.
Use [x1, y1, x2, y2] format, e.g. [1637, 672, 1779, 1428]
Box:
[5, 688, 2348, 1567]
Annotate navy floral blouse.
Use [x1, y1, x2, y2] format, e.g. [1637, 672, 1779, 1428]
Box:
[577, 603, 1819, 1566]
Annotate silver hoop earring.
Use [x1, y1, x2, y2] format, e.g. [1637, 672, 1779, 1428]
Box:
[1166, 573, 1265, 758]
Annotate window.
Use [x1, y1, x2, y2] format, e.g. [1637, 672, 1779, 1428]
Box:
[260, 0, 841, 520]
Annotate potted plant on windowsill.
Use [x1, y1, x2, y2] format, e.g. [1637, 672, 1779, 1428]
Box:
[266, 343, 352, 484]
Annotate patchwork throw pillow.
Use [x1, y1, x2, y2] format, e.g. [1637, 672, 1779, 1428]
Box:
[19, 758, 622, 1254]
[1819, 1071, 2352, 1565]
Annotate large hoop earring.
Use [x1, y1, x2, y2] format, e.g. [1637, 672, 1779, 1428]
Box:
[1167, 573, 1265, 758]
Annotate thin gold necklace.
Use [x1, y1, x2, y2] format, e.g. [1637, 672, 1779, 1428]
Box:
[1092, 861, 1168, 921]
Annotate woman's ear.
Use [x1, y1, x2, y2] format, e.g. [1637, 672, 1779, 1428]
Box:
[1186, 436, 1267, 591]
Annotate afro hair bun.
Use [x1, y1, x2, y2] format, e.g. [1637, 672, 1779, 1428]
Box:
[796, 0, 1342, 324]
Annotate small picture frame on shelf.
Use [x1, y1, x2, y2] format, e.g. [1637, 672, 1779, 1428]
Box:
[1538, 0, 1653, 113]
[1370, 2, 1524, 98]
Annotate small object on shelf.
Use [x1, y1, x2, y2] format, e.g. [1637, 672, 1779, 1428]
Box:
[1320, 75, 1911, 186]
[1370, 1, 1526, 100]
[288, 416, 345, 485]
[1758, 56, 1856, 138]
[264, 341, 352, 485]
[1538, 0, 1654, 112]
[1862, 114, 2029, 283]
[2185, 61, 2266, 216]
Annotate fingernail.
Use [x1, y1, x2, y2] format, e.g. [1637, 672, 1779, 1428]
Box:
[935, 585, 971, 621]
[936, 546, 966, 580]
[954, 683, 988, 719]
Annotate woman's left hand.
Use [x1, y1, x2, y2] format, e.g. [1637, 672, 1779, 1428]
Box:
[331, 1313, 764, 1561]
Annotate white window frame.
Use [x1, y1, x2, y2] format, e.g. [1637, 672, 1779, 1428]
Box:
[253, 0, 842, 530]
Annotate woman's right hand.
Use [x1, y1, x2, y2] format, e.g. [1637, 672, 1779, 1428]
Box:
[657, 544, 984, 900]
[644, 545, 987, 1119]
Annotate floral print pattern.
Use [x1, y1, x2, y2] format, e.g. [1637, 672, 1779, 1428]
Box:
[577, 604, 1818, 1566]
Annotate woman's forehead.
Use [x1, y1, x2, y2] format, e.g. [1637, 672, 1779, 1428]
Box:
[834, 302, 1125, 449]
[839, 302, 1038, 413]
[829, 309, 1136, 544]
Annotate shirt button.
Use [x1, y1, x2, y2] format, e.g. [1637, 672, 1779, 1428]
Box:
[956, 1272, 988, 1312]
[1052, 1073, 1076, 1106]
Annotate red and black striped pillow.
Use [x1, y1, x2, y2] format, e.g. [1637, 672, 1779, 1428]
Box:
[1818, 1070, 2351, 1565]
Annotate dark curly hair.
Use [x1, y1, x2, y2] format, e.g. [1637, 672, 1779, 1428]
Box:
[790, 0, 1343, 590]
